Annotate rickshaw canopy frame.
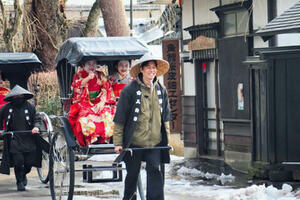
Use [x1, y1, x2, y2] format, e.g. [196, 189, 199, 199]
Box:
[55, 37, 149, 68]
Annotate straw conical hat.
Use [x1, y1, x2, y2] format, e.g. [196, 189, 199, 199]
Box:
[130, 53, 169, 77]
[4, 85, 34, 102]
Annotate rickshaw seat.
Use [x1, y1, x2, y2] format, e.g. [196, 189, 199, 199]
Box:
[86, 144, 115, 155]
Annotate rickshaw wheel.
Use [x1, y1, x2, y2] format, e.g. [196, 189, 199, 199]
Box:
[36, 112, 53, 184]
[49, 130, 75, 200]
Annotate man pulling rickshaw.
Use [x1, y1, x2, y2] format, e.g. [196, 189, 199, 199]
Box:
[0, 85, 50, 191]
[113, 53, 171, 200]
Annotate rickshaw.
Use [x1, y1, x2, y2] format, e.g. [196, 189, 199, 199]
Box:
[50, 37, 150, 200]
[0, 52, 52, 184]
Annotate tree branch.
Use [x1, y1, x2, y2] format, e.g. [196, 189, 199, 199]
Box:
[9, 0, 23, 38]
[2, 0, 23, 52]
[83, 0, 102, 37]
[30, 13, 58, 50]
[0, 0, 7, 30]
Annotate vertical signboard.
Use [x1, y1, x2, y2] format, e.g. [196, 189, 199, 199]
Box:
[163, 40, 182, 132]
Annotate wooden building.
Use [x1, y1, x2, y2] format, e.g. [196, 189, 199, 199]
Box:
[244, 1, 300, 179]
[181, 0, 221, 160]
[181, 0, 300, 175]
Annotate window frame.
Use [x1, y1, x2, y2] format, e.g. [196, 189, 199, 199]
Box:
[223, 9, 250, 37]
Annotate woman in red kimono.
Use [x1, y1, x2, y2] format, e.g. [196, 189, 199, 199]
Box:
[0, 84, 9, 108]
[110, 60, 134, 100]
[68, 60, 115, 146]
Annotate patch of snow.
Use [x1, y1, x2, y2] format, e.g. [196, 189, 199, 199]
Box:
[170, 154, 185, 161]
[217, 173, 235, 185]
[73, 155, 300, 200]
[137, 26, 164, 43]
[88, 154, 117, 162]
[176, 165, 233, 185]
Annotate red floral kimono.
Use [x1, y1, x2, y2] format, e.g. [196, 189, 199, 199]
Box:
[68, 69, 116, 146]
[0, 87, 9, 108]
[110, 73, 134, 99]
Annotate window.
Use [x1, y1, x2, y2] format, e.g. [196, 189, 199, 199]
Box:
[224, 13, 236, 36]
[224, 10, 249, 36]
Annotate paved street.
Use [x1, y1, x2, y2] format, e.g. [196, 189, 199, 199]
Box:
[0, 159, 124, 200]
[0, 156, 299, 200]
[0, 168, 51, 200]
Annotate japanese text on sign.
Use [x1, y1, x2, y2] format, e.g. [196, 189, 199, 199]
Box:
[163, 40, 182, 132]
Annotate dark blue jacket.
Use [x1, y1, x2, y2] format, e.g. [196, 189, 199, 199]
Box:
[113, 79, 171, 163]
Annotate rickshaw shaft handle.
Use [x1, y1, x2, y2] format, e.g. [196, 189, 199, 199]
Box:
[123, 146, 173, 156]
[1, 130, 48, 133]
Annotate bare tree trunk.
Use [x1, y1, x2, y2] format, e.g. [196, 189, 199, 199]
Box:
[23, 0, 37, 52]
[0, 0, 23, 52]
[23, 0, 67, 70]
[83, 0, 102, 37]
[99, 0, 130, 36]
[32, 0, 59, 70]
[57, 0, 68, 43]
[23, 0, 32, 52]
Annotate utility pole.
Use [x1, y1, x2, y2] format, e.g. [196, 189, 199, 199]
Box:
[130, 0, 133, 36]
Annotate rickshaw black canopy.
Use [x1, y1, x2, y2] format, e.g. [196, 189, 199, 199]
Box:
[55, 37, 149, 67]
[0, 52, 43, 89]
[56, 37, 149, 100]
[0, 52, 42, 71]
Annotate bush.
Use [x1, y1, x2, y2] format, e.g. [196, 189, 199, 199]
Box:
[28, 71, 62, 116]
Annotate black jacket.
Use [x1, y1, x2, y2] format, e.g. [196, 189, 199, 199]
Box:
[113, 79, 171, 163]
[0, 101, 50, 175]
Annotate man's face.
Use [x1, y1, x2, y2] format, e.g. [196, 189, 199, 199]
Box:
[140, 61, 157, 81]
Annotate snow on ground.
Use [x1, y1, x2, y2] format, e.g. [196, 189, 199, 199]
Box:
[84, 155, 300, 200]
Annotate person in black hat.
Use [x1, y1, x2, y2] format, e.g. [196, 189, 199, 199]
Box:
[0, 85, 49, 191]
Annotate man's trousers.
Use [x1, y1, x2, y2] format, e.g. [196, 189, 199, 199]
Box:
[123, 148, 164, 200]
[11, 151, 36, 184]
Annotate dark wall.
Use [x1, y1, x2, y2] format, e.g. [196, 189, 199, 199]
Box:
[218, 36, 250, 120]
[182, 96, 197, 147]
[252, 48, 300, 163]
[224, 122, 251, 152]
[253, 69, 268, 161]
[274, 57, 300, 162]
[218, 36, 252, 155]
